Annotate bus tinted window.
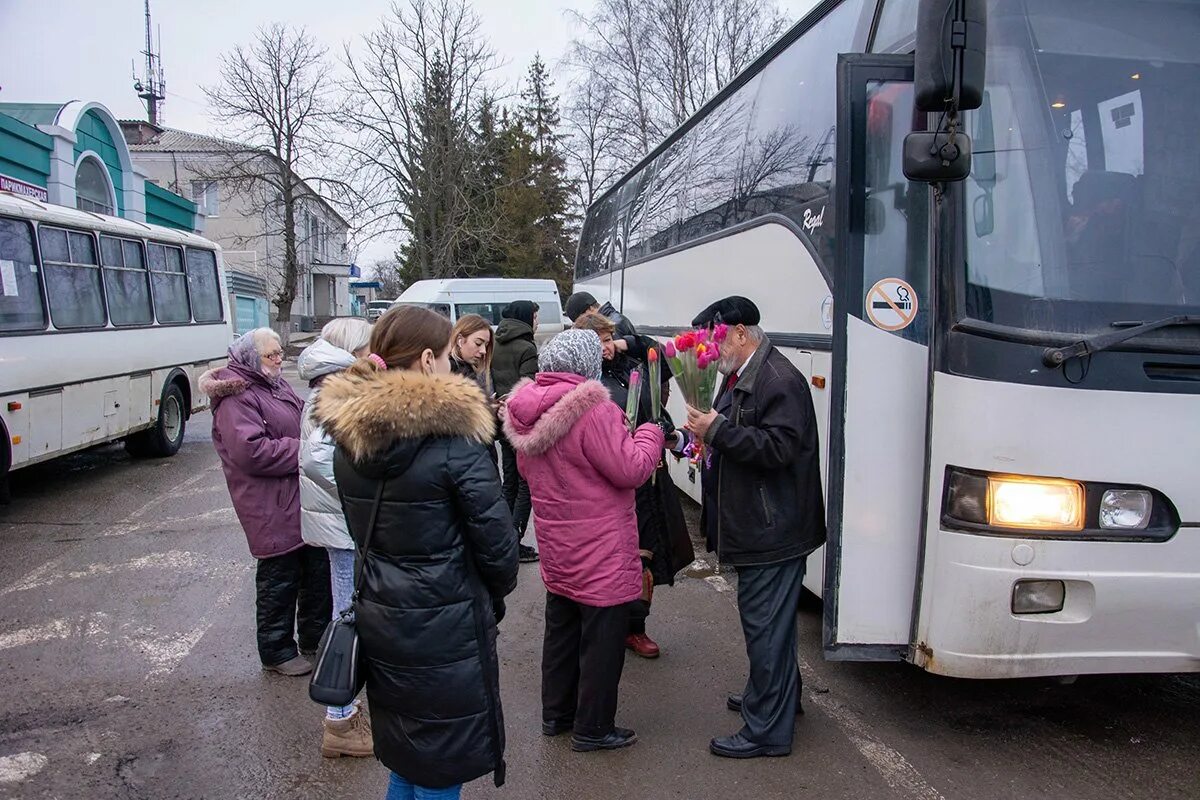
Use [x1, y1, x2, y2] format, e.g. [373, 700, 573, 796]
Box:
[735, 0, 863, 265]
[100, 235, 153, 326]
[577, 0, 864, 279]
[148, 243, 190, 323]
[0, 217, 46, 332]
[40, 227, 106, 329]
[186, 248, 223, 322]
[576, 192, 617, 278]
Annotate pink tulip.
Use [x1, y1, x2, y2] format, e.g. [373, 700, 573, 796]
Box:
[696, 328, 709, 344]
[665, 341, 676, 359]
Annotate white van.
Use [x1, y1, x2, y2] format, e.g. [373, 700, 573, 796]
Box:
[393, 278, 566, 344]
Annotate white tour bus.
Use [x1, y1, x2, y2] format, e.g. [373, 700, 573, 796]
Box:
[0, 191, 231, 501]
[394, 278, 567, 344]
[574, 0, 1200, 678]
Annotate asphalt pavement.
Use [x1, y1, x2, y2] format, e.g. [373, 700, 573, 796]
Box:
[0, 370, 1197, 800]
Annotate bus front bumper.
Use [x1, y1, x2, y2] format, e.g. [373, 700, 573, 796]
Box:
[916, 529, 1200, 678]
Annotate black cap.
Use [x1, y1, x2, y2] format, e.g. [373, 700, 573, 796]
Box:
[564, 292, 598, 321]
[691, 296, 760, 328]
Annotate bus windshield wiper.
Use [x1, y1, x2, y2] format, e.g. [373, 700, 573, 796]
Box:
[1042, 315, 1200, 368]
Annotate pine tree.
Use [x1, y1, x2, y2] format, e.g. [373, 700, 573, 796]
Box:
[496, 56, 577, 295]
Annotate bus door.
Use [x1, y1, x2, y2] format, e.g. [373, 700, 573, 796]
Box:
[824, 54, 931, 660]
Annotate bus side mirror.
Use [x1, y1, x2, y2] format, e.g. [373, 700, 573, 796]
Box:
[914, 0, 988, 112]
[903, 131, 972, 182]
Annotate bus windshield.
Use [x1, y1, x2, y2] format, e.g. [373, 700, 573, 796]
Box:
[962, 0, 1200, 345]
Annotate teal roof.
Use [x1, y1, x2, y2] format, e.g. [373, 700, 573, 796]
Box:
[0, 103, 67, 128]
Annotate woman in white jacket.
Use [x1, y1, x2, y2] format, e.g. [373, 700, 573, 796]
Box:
[297, 318, 373, 758]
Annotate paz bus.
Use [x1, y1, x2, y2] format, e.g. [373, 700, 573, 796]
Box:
[573, 0, 1200, 678]
[0, 190, 231, 502]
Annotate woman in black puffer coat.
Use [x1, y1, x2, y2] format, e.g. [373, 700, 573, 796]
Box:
[314, 305, 518, 798]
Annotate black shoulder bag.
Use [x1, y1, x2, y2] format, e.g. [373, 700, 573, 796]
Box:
[309, 480, 385, 707]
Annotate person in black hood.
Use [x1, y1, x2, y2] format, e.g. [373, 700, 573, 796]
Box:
[314, 305, 518, 798]
[492, 301, 540, 563]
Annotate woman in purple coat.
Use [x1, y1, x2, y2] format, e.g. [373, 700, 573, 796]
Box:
[201, 328, 331, 677]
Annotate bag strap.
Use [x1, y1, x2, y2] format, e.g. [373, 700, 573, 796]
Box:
[351, 480, 387, 600]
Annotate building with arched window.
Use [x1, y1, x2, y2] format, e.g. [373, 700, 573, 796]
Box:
[0, 100, 201, 232]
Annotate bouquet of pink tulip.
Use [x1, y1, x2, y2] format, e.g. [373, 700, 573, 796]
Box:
[664, 323, 728, 465]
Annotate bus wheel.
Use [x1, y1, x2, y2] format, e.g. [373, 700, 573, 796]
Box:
[0, 474, 9, 506]
[125, 383, 187, 458]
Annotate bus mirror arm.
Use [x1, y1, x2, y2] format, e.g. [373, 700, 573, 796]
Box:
[1042, 315, 1200, 368]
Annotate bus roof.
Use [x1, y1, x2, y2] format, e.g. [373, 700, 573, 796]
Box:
[0, 190, 221, 251]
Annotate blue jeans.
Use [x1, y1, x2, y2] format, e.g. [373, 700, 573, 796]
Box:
[326, 547, 357, 719]
[385, 772, 461, 800]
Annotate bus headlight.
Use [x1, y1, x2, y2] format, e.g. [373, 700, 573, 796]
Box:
[1100, 489, 1152, 530]
[987, 476, 1085, 531]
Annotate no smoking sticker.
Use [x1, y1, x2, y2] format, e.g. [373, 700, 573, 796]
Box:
[865, 278, 918, 331]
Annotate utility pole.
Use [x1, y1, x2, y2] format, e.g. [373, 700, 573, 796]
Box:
[132, 0, 166, 126]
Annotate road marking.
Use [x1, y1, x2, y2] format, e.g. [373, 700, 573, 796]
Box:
[0, 752, 48, 784]
[0, 614, 110, 651]
[0, 464, 222, 594]
[129, 574, 247, 680]
[1, 551, 204, 595]
[693, 558, 946, 800]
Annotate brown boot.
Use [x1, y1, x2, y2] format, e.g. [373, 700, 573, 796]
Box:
[321, 709, 374, 758]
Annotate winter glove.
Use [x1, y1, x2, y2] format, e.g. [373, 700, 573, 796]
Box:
[492, 596, 507, 625]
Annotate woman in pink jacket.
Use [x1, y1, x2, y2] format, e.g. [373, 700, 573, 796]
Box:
[503, 329, 665, 753]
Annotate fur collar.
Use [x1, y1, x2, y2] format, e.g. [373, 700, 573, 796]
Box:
[313, 368, 495, 462]
[502, 377, 611, 456]
[199, 367, 249, 399]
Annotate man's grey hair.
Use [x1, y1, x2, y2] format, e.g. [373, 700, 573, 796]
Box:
[743, 324, 765, 342]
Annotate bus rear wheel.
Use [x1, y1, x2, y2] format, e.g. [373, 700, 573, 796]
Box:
[125, 383, 186, 458]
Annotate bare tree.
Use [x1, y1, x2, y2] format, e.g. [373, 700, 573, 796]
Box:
[200, 24, 344, 339]
[339, 0, 502, 280]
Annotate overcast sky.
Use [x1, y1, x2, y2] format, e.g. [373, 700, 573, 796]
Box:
[0, 0, 820, 264]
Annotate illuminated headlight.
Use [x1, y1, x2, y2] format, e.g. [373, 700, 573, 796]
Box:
[1012, 579, 1065, 614]
[1100, 489, 1152, 530]
[987, 476, 1085, 531]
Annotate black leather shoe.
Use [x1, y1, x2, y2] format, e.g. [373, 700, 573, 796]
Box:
[709, 732, 791, 759]
[570, 727, 637, 752]
[542, 719, 574, 737]
[519, 544, 540, 563]
[727, 693, 804, 716]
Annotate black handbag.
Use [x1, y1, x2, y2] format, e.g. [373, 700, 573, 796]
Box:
[309, 481, 385, 707]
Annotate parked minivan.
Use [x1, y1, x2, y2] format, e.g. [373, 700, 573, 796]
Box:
[393, 278, 566, 344]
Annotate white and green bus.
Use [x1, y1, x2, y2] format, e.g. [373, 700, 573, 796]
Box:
[574, 0, 1200, 678]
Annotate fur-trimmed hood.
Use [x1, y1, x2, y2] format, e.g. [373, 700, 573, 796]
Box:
[313, 368, 496, 462]
[198, 366, 256, 413]
[502, 373, 611, 456]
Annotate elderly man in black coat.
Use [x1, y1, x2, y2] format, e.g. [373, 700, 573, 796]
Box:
[681, 296, 825, 760]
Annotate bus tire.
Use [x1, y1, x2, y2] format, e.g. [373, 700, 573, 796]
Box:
[0, 422, 10, 505]
[125, 382, 187, 458]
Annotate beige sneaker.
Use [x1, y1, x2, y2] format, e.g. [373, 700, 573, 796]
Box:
[320, 709, 374, 758]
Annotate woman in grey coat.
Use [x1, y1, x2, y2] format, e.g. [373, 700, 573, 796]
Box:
[297, 318, 373, 759]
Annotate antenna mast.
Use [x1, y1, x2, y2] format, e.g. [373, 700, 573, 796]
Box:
[133, 0, 166, 126]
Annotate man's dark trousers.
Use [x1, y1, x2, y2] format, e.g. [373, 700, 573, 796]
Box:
[735, 556, 805, 746]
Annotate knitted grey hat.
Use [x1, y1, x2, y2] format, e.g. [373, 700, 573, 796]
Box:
[538, 329, 602, 381]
